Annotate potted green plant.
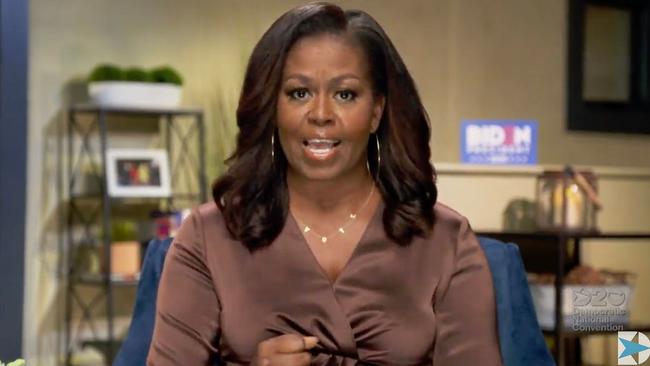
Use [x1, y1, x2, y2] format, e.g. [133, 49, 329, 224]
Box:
[88, 63, 184, 109]
[0, 359, 25, 366]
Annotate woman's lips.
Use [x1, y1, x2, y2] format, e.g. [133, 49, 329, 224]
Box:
[302, 138, 341, 161]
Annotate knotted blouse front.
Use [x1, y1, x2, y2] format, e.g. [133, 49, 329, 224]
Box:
[147, 200, 502, 365]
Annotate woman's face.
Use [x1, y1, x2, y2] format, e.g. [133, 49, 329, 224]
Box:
[276, 33, 385, 182]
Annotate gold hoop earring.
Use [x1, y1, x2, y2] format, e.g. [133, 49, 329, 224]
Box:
[271, 133, 275, 163]
[375, 134, 381, 179]
[375, 134, 381, 167]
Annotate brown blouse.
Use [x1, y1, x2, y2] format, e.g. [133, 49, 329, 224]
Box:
[147, 200, 502, 365]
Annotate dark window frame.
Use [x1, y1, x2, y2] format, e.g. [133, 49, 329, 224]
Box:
[0, 0, 28, 360]
[568, 0, 650, 134]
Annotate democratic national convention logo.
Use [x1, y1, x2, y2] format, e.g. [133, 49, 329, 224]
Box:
[618, 331, 650, 365]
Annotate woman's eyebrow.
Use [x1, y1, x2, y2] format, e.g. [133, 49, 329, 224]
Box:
[329, 74, 361, 84]
[283, 74, 311, 83]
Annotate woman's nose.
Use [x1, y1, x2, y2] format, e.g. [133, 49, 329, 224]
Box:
[307, 94, 334, 126]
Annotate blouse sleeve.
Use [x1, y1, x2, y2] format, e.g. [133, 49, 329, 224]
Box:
[432, 217, 502, 365]
[147, 209, 221, 365]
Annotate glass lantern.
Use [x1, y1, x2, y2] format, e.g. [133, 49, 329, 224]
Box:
[536, 169, 599, 232]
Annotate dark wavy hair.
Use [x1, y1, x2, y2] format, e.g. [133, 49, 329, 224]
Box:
[212, 2, 437, 250]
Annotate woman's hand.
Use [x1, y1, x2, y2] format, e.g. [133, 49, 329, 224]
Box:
[252, 334, 319, 366]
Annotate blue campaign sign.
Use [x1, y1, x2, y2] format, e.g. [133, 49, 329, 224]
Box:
[461, 120, 538, 165]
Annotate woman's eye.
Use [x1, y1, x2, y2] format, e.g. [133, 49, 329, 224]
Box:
[288, 88, 309, 100]
[336, 90, 357, 102]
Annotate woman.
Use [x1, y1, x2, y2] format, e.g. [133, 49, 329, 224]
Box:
[148, 3, 502, 365]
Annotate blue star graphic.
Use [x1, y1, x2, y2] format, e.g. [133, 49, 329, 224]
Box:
[619, 337, 650, 359]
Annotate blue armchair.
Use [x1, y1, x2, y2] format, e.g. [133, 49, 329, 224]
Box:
[113, 238, 173, 366]
[114, 237, 554, 366]
[479, 237, 555, 366]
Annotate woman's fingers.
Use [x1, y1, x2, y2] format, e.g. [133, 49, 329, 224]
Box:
[265, 351, 312, 366]
[258, 334, 318, 355]
[302, 336, 319, 350]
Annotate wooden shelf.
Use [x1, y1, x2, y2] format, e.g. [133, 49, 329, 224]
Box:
[76, 273, 140, 287]
[542, 324, 650, 337]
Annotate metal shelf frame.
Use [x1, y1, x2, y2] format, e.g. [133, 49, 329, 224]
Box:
[64, 104, 207, 365]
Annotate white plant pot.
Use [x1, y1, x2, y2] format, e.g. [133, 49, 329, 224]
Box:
[88, 81, 182, 109]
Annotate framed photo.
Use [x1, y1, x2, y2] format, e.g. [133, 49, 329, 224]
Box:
[106, 149, 171, 197]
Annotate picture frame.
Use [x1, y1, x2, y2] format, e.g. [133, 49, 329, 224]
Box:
[106, 148, 171, 197]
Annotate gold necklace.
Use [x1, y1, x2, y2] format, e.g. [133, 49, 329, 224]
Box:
[293, 184, 375, 244]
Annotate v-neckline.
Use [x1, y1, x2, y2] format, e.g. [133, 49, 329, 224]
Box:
[289, 199, 384, 288]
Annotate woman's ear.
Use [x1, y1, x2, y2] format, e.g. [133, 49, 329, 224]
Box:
[371, 95, 386, 133]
